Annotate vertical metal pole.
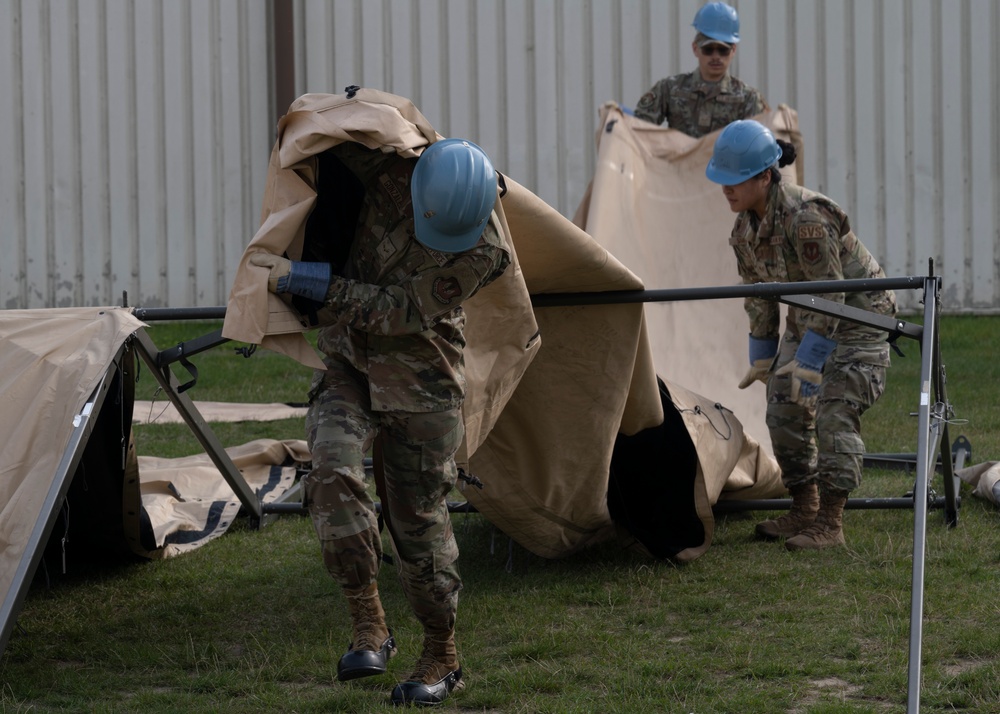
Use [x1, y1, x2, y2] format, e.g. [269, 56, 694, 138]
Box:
[906, 277, 940, 714]
[272, 0, 296, 122]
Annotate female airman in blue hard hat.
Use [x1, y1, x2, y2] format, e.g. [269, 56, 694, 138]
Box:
[706, 120, 897, 551]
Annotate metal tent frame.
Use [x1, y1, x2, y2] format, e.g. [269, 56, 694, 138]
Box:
[133, 268, 956, 714]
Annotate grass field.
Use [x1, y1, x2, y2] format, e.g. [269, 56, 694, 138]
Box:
[1, 314, 998, 713]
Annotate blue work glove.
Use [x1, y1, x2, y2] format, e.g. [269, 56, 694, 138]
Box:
[774, 330, 837, 407]
[249, 253, 331, 301]
[738, 334, 779, 389]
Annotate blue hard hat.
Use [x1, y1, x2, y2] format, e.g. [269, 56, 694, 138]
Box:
[411, 139, 498, 253]
[705, 120, 782, 186]
[692, 2, 740, 44]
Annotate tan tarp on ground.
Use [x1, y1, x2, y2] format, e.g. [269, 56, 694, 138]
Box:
[956, 462, 1000, 507]
[133, 439, 308, 558]
[133, 400, 308, 425]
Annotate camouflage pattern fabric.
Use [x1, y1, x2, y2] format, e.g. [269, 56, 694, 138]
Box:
[766, 333, 887, 492]
[634, 71, 766, 138]
[301, 140, 509, 631]
[729, 181, 896, 492]
[729, 182, 897, 363]
[313, 141, 510, 413]
[304, 365, 463, 630]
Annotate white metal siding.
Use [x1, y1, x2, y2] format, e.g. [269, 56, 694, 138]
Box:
[1, 0, 272, 310]
[2, 0, 998, 312]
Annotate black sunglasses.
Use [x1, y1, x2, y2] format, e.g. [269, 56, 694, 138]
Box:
[700, 44, 732, 57]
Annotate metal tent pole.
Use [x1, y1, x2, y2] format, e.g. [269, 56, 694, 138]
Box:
[905, 275, 942, 714]
[132, 329, 264, 525]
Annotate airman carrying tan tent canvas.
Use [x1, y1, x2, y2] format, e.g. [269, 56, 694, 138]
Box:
[221, 89, 784, 561]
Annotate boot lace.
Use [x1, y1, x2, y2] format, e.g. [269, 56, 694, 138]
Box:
[349, 595, 388, 652]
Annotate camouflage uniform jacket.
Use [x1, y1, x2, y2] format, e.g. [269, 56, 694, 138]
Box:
[729, 182, 897, 364]
[634, 71, 766, 138]
[312, 142, 511, 413]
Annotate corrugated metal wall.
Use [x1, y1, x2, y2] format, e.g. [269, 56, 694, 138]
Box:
[3, 0, 999, 312]
[0, 0, 272, 309]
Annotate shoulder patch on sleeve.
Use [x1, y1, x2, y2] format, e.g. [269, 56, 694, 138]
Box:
[797, 224, 826, 241]
[800, 241, 822, 264]
[432, 276, 463, 305]
[796, 222, 829, 264]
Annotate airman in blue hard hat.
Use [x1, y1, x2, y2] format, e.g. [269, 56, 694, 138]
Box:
[250, 93, 509, 706]
[634, 2, 767, 138]
[706, 120, 897, 551]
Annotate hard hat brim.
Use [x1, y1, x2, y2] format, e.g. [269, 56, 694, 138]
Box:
[412, 214, 491, 253]
[705, 162, 752, 186]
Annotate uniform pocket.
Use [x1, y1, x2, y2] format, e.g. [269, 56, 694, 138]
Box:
[833, 431, 865, 455]
[419, 418, 465, 472]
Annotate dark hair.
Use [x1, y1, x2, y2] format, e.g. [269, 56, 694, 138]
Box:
[765, 139, 797, 183]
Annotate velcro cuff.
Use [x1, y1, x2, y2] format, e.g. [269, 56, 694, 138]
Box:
[286, 261, 332, 302]
[796, 330, 837, 371]
[748, 334, 779, 364]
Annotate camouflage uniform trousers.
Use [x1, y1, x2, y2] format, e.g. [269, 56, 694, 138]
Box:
[766, 333, 887, 493]
[303, 364, 463, 632]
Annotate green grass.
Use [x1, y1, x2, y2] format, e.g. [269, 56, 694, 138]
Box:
[2, 316, 999, 713]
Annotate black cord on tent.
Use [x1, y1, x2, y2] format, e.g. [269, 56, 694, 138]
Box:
[671, 400, 734, 441]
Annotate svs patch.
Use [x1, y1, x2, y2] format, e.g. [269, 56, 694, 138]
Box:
[797, 224, 826, 240]
[432, 276, 463, 304]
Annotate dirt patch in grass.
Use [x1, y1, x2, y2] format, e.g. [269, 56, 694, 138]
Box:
[790, 677, 860, 713]
[941, 658, 980, 677]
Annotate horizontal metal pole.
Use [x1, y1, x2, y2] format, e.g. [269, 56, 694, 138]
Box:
[133, 306, 228, 321]
[712, 496, 955, 513]
[261, 499, 478, 516]
[261, 497, 948, 517]
[155, 329, 229, 368]
[129, 276, 926, 321]
[781, 294, 921, 340]
[529, 276, 926, 308]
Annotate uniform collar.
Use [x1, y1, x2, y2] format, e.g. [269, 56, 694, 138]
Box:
[750, 182, 783, 236]
[692, 70, 734, 92]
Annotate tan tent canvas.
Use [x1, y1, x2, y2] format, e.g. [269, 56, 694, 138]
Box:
[0, 308, 311, 654]
[574, 102, 802, 456]
[221, 89, 783, 561]
[0, 308, 144, 653]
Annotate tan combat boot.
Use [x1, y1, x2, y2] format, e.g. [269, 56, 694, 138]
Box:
[390, 630, 464, 706]
[337, 583, 396, 681]
[755, 482, 819, 539]
[785, 489, 849, 551]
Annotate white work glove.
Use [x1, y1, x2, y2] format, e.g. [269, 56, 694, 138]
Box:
[774, 330, 837, 408]
[248, 254, 331, 301]
[738, 335, 778, 389]
[248, 253, 291, 294]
